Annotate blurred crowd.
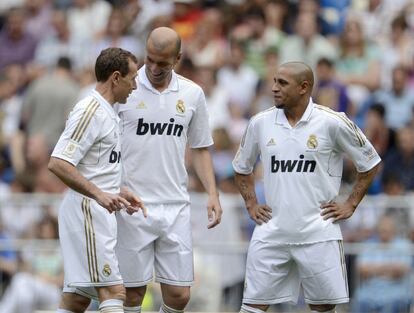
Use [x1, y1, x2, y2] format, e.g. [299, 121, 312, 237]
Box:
[1, 0, 414, 312]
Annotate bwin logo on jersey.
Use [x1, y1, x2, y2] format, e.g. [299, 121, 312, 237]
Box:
[136, 118, 184, 137]
[271, 154, 316, 173]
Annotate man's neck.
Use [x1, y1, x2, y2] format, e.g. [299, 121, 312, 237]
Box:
[95, 84, 114, 105]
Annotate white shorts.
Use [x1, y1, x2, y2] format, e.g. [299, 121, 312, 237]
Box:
[115, 203, 193, 287]
[59, 191, 123, 298]
[243, 240, 349, 305]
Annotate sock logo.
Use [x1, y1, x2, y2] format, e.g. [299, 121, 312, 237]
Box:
[271, 155, 316, 173]
[136, 118, 184, 137]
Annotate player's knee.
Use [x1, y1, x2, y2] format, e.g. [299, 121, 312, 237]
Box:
[163, 287, 190, 309]
[309, 303, 336, 312]
[125, 286, 147, 306]
[98, 284, 126, 302]
[60, 292, 91, 313]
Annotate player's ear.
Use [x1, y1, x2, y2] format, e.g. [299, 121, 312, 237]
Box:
[112, 71, 121, 84]
[175, 52, 182, 64]
[299, 80, 310, 95]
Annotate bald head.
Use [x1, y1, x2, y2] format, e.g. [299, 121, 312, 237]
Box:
[147, 27, 181, 56]
[280, 62, 314, 90]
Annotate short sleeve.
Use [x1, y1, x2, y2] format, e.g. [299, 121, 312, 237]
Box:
[334, 112, 381, 172]
[51, 99, 102, 166]
[232, 119, 259, 175]
[187, 89, 213, 148]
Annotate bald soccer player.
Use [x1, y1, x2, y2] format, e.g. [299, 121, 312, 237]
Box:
[115, 27, 223, 313]
[232, 62, 381, 313]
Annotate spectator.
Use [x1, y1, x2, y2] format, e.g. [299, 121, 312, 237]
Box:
[23, 0, 53, 42]
[379, 14, 414, 89]
[0, 7, 37, 70]
[336, 15, 381, 108]
[235, 6, 285, 78]
[0, 218, 17, 297]
[366, 65, 414, 130]
[186, 8, 227, 68]
[363, 103, 395, 159]
[34, 9, 92, 71]
[92, 7, 143, 62]
[382, 126, 414, 191]
[11, 57, 79, 176]
[172, 0, 203, 42]
[313, 57, 353, 116]
[352, 214, 412, 313]
[217, 39, 259, 118]
[279, 11, 337, 69]
[0, 217, 64, 313]
[194, 66, 231, 132]
[67, 0, 112, 41]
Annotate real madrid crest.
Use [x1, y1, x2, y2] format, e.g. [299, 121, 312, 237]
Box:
[307, 134, 318, 149]
[102, 264, 112, 277]
[176, 100, 185, 114]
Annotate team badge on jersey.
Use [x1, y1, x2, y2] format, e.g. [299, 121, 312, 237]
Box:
[137, 101, 146, 109]
[176, 100, 185, 114]
[102, 264, 112, 277]
[266, 138, 276, 146]
[307, 134, 318, 149]
[63, 140, 78, 158]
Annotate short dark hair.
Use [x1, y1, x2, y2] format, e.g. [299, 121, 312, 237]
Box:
[57, 56, 72, 71]
[317, 57, 334, 68]
[95, 48, 138, 82]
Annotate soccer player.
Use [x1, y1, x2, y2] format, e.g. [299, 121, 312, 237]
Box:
[115, 27, 223, 313]
[48, 47, 146, 313]
[232, 62, 381, 313]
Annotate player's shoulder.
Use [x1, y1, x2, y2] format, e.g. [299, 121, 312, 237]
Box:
[250, 106, 276, 124]
[313, 104, 351, 126]
[70, 95, 105, 120]
[176, 74, 203, 92]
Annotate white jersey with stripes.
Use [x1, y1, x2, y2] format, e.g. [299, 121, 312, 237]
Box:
[116, 66, 213, 204]
[233, 99, 381, 244]
[52, 89, 122, 194]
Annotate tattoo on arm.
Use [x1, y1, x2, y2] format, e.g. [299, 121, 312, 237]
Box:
[348, 165, 379, 208]
[236, 174, 257, 203]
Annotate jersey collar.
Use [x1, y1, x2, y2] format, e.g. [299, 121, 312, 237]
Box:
[138, 65, 179, 94]
[91, 89, 117, 120]
[275, 98, 315, 127]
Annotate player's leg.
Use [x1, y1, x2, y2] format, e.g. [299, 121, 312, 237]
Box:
[293, 240, 348, 313]
[155, 204, 193, 312]
[122, 285, 146, 312]
[240, 304, 269, 313]
[96, 284, 126, 312]
[239, 240, 300, 313]
[309, 304, 336, 312]
[159, 284, 190, 312]
[58, 291, 91, 313]
[115, 206, 158, 312]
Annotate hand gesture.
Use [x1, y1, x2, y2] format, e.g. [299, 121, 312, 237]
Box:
[320, 201, 355, 222]
[120, 187, 147, 216]
[206, 194, 223, 229]
[247, 204, 272, 225]
[95, 192, 131, 214]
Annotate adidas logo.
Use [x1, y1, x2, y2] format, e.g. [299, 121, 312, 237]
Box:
[267, 138, 276, 146]
[137, 101, 146, 109]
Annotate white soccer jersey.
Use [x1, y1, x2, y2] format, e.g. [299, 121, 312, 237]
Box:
[116, 66, 213, 204]
[233, 99, 381, 244]
[52, 89, 122, 193]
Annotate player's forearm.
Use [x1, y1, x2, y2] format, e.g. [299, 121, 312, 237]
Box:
[234, 172, 258, 207]
[191, 147, 219, 196]
[345, 163, 380, 210]
[48, 157, 102, 200]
